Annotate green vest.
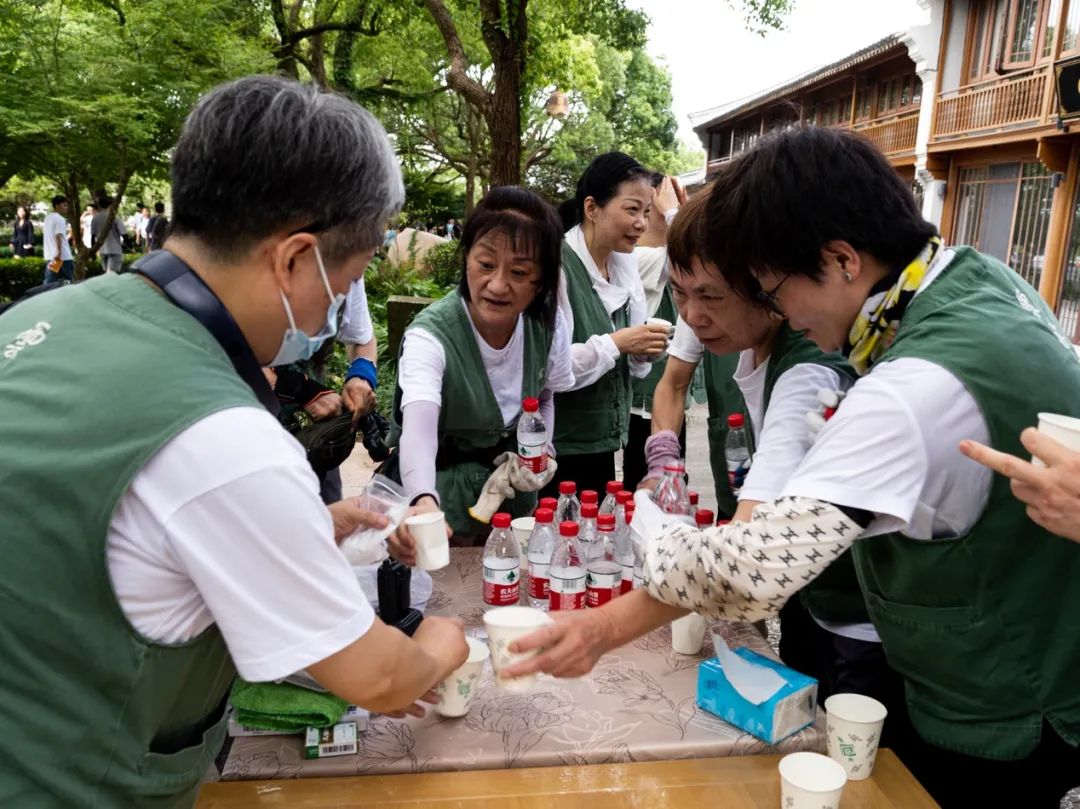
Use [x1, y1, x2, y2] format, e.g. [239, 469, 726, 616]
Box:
[390, 291, 552, 535]
[0, 275, 258, 807]
[630, 284, 678, 414]
[853, 247, 1080, 759]
[702, 325, 866, 622]
[553, 242, 631, 455]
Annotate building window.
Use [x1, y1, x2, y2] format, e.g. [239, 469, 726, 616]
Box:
[1003, 0, 1051, 69]
[952, 161, 1053, 289]
[1043, 0, 1062, 57]
[1064, 0, 1080, 52]
[856, 83, 873, 118]
[912, 180, 925, 215]
[912, 76, 923, 105]
[967, 0, 1000, 82]
[1055, 176, 1080, 340]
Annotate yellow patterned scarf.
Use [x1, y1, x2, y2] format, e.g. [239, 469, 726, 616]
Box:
[844, 237, 942, 375]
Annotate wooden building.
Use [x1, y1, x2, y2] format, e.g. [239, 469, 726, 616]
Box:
[691, 0, 1080, 340]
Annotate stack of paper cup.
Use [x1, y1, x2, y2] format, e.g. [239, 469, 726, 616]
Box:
[483, 606, 552, 693]
[511, 516, 535, 554]
[407, 511, 450, 571]
[434, 637, 489, 718]
[778, 752, 848, 809]
[646, 316, 674, 336]
[1035, 412, 1080, 467]
[825, 693, 888, 780]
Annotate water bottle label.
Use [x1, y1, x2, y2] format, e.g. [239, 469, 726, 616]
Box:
[483, 563, 520, 606]
[527, 562, 550, 599]
[517, 442, 548, 474]
[727, 461, 750, 492]
[586, 569, 621, 608]
[549, 573, 585, 610]
[620, 564, 634, 595]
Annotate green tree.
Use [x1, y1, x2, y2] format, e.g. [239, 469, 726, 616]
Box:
[0, 0, 269, 276]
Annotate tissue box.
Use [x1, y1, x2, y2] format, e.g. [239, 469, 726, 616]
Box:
[696, 651, 817, 744]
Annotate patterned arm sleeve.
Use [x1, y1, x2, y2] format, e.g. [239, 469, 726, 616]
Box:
[643, 496, 861, 622]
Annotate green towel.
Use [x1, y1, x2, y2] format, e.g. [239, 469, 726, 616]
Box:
[229, 679, 348, 733]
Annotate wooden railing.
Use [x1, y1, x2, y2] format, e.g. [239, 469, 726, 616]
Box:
[853, 111, 919, 156]
[933, 66, 1050, 139]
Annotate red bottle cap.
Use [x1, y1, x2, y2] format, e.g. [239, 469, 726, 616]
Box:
[492, 513, 511, 528]
[624, 505, 635, 521]
[606, 480, 623, 495]
[522, 397, 539, 412]
[689, 490, 699, 505]
[539, 497, 558, 511]
[580, 490, 599, 505]
[534, 507, 554, 523]
[695, 508, 715, 527]
[559, 481, 577, 495]
[616, 491, 633, 505]
[559, 521, 579, 537]
[727, 413, 745, 428]
[597, 514, 616, 531]
[581, 503, 598, 519]
[717, 519, 731, 526]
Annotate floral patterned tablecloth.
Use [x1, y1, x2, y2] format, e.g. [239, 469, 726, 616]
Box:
[221, 549, 825, 780]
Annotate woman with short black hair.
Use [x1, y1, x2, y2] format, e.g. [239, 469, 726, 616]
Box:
[9, 206, 35, 258]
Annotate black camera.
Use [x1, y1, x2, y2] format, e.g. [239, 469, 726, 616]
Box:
[357, 410, 391, 461]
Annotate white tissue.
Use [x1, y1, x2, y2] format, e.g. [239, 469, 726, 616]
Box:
[712, 629, 786, 705]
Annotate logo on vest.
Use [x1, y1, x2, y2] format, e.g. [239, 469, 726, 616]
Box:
[3, 321, 52, 360]
[1013, 289, 1072, 352]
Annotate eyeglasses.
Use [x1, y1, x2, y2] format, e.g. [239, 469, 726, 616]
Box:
[755, 276, 789, 316]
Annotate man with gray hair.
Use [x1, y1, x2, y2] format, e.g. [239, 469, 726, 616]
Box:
[0, 75, 467, 807]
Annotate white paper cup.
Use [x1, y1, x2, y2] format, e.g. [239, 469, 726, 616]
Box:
[671, 613, 707, 655]
[407, 511, 450, 571]
[779, 751, 848, 809]
[646, 316, 674, 336]
[511, 517, 534, 553]
[825, 693, 888, 780]
[434, 637, 489, 718]
[1035, 412, 1080, 467]
[483, 606, 553, 692]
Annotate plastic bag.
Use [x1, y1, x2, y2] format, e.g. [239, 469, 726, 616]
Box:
[339, 474, 409, 565]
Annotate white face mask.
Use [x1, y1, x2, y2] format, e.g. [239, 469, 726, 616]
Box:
[267, 245, 346, 367]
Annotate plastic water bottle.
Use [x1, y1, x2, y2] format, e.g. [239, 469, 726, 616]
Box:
[556, 481, 580, 524]
[587, 514, 622, 607]
[612, 511, 635, 595]
[695, 508, 715, 529]
[614, 490, 633, 531]
[526, 507, 556, 610]
[599, 480, 623, 517]
[688, 490, 699, 508]
[538, 497, 558, 514]
[627, 504, 645, 590]
[483, 512, 521, 607]
[653, 462, 692, 517]
[549, 521, 586, 611]
[578, 503, 600, 561]
[580, 489, 599, 508]
[725, 413, 751, 496]
[516, 397, 548, 474]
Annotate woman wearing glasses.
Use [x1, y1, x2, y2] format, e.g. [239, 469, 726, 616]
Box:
[504, 127, 1080, 809]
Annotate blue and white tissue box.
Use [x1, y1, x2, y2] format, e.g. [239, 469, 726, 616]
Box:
[696, 651, 818, 744]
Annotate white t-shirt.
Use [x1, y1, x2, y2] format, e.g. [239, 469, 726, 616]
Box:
[669, 316, 704, 364]
[107, 407, 375, 683]
[43, 212, 72, 261]
[559, 226, 652, 388]
[400, 301, 575, 426]
[339, 277, 373, 346]
[633, 244, 669, 319]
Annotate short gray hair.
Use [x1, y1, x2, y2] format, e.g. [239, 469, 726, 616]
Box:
[169, 75, 404, 264]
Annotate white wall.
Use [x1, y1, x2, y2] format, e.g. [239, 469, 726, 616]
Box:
[940, 0, 971, 92]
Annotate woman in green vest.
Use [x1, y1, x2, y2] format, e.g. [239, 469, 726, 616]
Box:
[504, 127, 1080, 808]
[546, 152, 672, 496]
[389, 186, 574, 551]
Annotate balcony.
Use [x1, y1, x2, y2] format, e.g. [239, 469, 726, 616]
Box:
[853, 110, 919, 157]
[932, 66, 1052, 141]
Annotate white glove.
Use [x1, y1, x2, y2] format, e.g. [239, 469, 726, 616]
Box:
[497, 451, 558, 493]
[468, 459, 516, 524]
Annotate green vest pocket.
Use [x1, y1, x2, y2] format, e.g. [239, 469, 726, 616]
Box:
[138, 706, 228, 789]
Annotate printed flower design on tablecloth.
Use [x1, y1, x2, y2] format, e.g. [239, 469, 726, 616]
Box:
[589, 659, 696, 739]
[355, 716, 421, 773]
[453, 551, 483, 583]
[464, 688, 574, 767]
[457, 605, 488, 629]
[546, 708, 640, 766]
[423, 584, 453, 615]
[224, 750, 301, 780]
[633, 623, 708, 673]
